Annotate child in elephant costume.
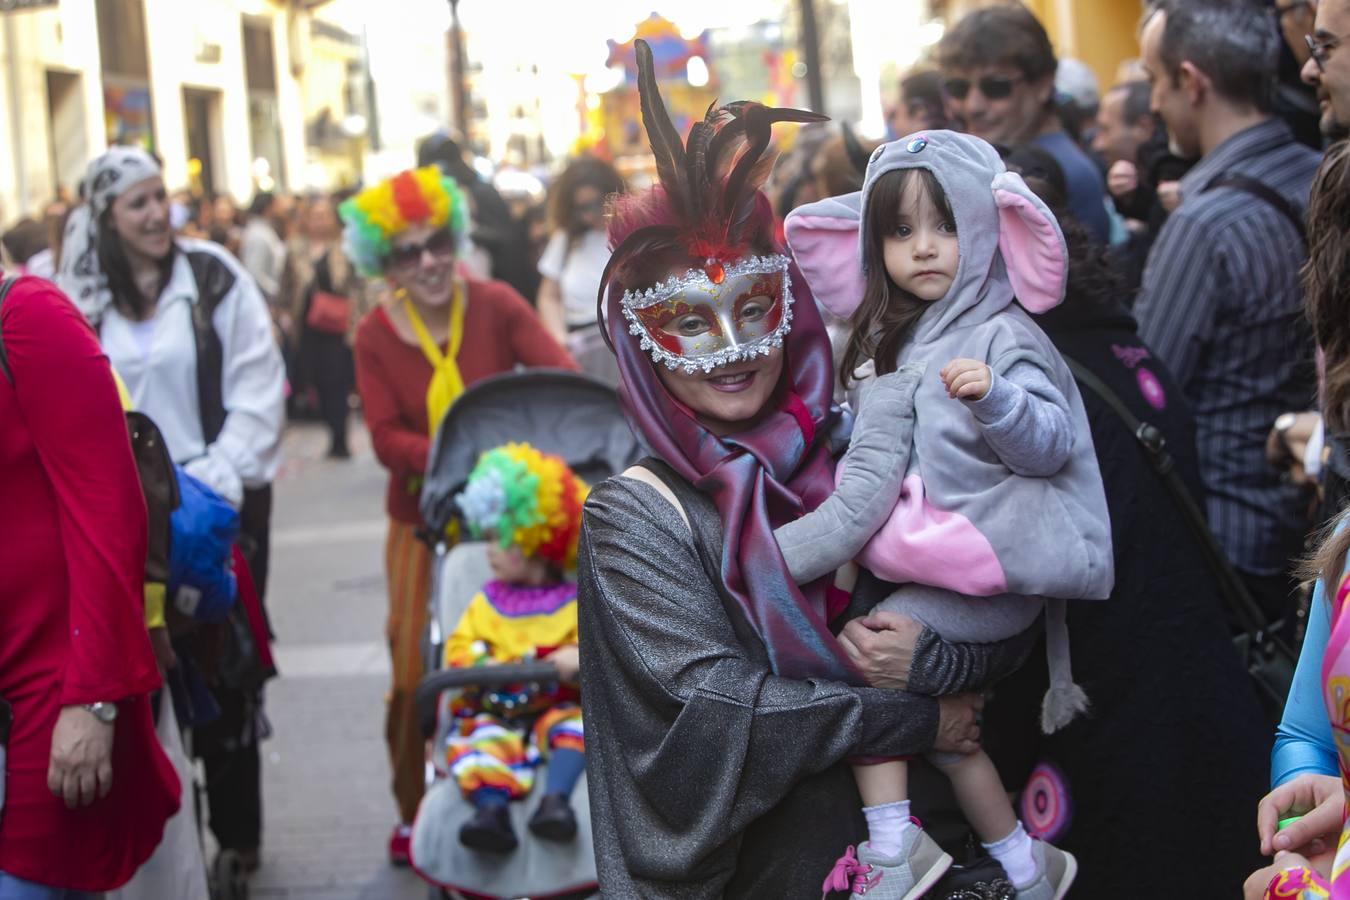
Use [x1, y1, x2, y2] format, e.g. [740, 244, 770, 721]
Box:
[783, 131, 1113, 900]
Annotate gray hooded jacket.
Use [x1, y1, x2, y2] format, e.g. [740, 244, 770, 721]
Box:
[786, 131, 1113, 604]
[783, 132, 1114, 729]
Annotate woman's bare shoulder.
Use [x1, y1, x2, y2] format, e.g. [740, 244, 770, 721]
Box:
[583, 468, 693, 538]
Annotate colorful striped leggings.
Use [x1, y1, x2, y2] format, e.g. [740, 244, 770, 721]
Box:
[445, 705, 584, 800]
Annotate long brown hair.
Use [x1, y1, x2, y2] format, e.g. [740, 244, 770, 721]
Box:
[1301, 140, 1350, 591]
[838, 167, 953, 386]
[548, 156, 626, 261]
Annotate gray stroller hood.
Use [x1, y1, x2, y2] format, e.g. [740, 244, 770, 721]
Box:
[419, 369, 644, 535]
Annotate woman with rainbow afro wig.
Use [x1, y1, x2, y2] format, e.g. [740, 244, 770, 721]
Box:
[345, 167, 576, 864]
[438, 443, 587, 854]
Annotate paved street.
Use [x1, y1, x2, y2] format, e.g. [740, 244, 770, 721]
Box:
[244, 421, 428, 900]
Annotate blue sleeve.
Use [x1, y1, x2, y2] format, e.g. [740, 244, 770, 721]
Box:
[1271, 576, 1339, 786]
[965, 361, 1074, 477]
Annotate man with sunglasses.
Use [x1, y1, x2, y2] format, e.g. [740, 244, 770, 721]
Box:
[1302, 0, 1350, 134]
[937, 3, 1112, 244]
[1135, 0, 1320, 622]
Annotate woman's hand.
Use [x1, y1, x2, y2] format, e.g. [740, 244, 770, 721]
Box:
[940, 359, 992, 402]
[837, 611, 925, 690]
[48, 706, 114, 809]
[1256, 773, 1343, 856]
[549, 644, 581, 682]
[934, 694, 984, 755]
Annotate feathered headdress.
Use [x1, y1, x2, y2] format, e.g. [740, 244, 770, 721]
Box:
[597, 39, 827, 341]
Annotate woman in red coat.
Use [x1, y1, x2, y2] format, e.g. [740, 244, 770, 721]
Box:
[0, 276, 178, 895]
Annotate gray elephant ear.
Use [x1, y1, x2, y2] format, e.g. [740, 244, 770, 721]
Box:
[991, 171, 1068, 313]
[784, 192, 865, 318]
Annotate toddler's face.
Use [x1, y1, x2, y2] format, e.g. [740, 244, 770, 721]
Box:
[486, 539, 554, 586]
[487, 541, 530, 583]
[881, 176, 959, 302]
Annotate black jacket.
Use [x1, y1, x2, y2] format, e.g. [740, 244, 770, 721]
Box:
[979, 297, 1270, 897]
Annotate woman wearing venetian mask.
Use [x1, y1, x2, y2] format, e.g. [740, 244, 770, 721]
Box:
[577, 42, 994, 898]
[343, 167, 575, 865]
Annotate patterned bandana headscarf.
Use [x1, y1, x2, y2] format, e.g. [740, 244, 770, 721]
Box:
[55, 146, 163, 320]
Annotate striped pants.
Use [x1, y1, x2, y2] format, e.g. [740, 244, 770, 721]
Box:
[384, 519, 432, 824]
[446, 705, 584, 800]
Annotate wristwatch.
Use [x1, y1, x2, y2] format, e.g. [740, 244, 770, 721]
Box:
[82, 702, 118, 724]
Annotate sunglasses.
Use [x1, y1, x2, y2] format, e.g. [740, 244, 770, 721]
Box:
[387, 229, 456, 270]
[944, 74, 1025, 101]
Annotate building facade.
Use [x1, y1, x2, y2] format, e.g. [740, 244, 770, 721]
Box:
[0, 0, 381, 225]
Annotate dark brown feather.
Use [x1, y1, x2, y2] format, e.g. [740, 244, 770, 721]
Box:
[635, 40, 690, 220]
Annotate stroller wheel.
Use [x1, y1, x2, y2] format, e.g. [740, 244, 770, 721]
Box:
[210, 849, 251, 900]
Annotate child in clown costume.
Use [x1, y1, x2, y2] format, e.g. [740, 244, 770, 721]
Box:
[442, 443, 588, 854]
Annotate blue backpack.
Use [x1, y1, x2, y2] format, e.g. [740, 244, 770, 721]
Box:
[168, 467, 239, 622]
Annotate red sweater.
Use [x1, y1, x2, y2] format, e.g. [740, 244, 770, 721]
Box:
[0, 278, 179, 890]
[353, 277, 577, 524]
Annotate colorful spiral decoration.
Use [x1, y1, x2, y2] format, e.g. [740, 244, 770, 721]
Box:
[1020, 760, 1072, 843]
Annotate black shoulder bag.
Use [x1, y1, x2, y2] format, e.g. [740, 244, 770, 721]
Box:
[1203, 171, 1308, 247]
[1063, 356, 1298, 725]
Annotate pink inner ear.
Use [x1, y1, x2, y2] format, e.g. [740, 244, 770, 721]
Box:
[785, 214, 866, 318]
[994, 188, 1066, 314]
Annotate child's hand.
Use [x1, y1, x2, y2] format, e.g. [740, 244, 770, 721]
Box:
[940, 359, 992, 401]
[549, 645, 581, 682]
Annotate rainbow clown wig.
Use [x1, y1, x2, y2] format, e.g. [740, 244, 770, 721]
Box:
[338, 165, 470, 277]
[456, 443, 589, 569]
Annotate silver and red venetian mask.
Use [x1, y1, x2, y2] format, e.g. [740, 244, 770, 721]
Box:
[621, 253, 795, 374]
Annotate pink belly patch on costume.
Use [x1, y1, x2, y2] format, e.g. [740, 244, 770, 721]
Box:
[856, 474, 1008, 597]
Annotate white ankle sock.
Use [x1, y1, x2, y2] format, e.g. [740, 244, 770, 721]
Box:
[982, 822, 1038, 888]
[863, 800, 915, 857]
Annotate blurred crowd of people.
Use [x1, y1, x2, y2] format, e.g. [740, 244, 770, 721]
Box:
[7, 0, 1350, 897]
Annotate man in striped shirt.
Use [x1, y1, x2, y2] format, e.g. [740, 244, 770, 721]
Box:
[1136, 0, 1320, 613]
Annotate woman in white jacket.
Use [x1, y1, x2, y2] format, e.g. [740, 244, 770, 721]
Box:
[56, 146, 285, 880]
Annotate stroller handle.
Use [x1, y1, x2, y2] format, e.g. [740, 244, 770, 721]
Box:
[415, 661, 564, 738]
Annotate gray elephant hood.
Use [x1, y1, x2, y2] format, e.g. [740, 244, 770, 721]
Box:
[788, 129, 1069, 342]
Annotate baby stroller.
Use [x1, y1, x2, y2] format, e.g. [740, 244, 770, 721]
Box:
[410, 370, 642, 900]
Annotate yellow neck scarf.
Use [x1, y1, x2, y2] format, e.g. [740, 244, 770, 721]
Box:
[403, 283, 466, 439]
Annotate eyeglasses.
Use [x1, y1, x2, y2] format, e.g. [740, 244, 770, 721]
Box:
[387, 229, 456, 270]
[943, 74, 1025, 101]
[1307, 32, 1343, 71]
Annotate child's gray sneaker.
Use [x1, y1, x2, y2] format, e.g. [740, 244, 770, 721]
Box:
[1013, 839, 1076, 900]
[821, 825, 952, 899]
